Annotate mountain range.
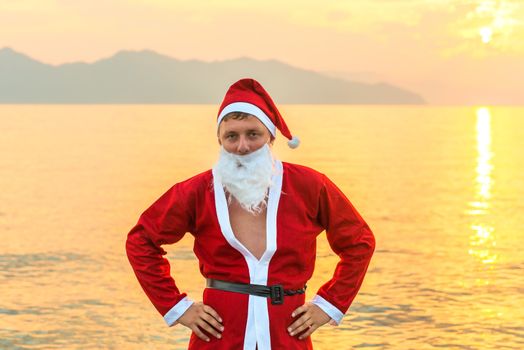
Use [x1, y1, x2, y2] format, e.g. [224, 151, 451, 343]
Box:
[0, 47, 425, 104]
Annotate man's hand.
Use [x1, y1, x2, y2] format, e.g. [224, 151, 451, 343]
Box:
[287, 302, 331, 340]
[177, 302, 223, 342]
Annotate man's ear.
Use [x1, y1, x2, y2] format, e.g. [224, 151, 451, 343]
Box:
[217, 122, 225, 146]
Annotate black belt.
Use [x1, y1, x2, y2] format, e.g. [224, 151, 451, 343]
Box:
[206, 278, 307, 305]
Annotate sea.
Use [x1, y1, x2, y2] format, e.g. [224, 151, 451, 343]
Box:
[1, 105, 523, 349]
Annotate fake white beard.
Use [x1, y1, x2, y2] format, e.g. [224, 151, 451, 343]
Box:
[214, 143, 276, 214]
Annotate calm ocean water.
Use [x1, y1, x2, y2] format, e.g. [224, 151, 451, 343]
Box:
[1, 105, 523, 350]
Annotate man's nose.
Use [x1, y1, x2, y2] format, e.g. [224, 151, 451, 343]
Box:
[237, 136, 250, 154]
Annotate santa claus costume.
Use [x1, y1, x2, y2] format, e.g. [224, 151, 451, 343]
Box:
[126, 78, 375, 350]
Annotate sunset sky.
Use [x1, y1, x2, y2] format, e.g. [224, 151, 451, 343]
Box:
[1, 0, 523, 104]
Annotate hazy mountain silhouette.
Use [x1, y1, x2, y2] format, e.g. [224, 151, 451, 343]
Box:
[0, 47, 425, 104]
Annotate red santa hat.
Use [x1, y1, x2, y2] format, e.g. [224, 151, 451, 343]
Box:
[217, 78, 300, 149]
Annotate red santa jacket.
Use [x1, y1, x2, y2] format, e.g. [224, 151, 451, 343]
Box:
[126, 161, 375, 350]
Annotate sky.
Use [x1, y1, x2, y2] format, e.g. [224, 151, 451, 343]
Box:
[1, 0, 523, 105]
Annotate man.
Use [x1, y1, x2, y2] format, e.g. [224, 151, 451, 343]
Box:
[126, 78, 375, 350]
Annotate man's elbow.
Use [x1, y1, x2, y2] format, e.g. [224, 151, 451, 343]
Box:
[125, 224, 149, 262]
[365, 226, 376, 257]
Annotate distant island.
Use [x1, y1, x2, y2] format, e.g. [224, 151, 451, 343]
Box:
[0, 47, 425, 104]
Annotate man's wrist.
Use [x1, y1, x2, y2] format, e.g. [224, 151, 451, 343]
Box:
[164, 296, 194, 327]
[311, 295, 344, 325]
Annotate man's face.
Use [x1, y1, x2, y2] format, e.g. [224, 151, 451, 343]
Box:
[217, 115, 273, 155]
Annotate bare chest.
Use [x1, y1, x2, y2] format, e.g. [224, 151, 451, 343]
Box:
[227, 199, 267, 260]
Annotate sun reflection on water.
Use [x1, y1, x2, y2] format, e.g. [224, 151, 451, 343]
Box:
[475, 107, 493, 200]
[468, 107, 497, 265]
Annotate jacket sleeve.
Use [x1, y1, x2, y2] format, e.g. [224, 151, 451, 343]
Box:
[312, 174, 375, 324]
[125, 181, 196, 325]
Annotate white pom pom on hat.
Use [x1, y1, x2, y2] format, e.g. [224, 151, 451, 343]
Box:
[217, 78, 300, 149]
[287, 136, 300, 149]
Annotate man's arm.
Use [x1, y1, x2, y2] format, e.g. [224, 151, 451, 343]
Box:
[126, 179, 224, 341]
[125, 183, 195, 326]
[313, 173, 376, 324]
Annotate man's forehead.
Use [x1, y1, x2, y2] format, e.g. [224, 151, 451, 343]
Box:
[219, 115, 270, 132]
